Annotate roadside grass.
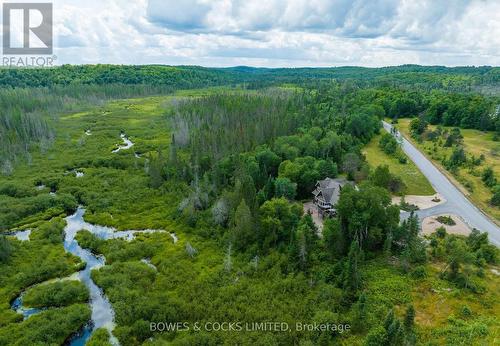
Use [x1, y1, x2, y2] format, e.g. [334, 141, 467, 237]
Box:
[363, 134, 435, 195]
[396, 119, 500, 222]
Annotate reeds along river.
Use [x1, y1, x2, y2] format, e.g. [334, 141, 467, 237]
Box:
[10, 206, 174, 346]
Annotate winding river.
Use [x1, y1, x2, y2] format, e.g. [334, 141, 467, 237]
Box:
[63, 207, 173, 345]
[7, 229, 31, 241]
[11, 292, 42, 319]
[63, 208, 120, 346]
[10, 207, 173, 345]
[112, 133, 134, 153]
[8, 132, 172, 344]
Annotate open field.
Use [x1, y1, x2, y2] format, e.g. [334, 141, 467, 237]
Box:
[410, 261, 499, 344]
[363, 134, 436, 195]
[396, 119, 500, 222]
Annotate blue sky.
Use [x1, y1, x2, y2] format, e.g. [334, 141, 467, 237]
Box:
[9, 0, 500, 66]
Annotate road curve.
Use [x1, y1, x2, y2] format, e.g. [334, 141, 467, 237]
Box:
[382, 121, 500, 246]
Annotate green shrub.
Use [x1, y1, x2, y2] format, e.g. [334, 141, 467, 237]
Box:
[23, 280, 89, 308]
[365, 326, 388, 346]
[460, 305, 472, 318]
[75, 230, 106, 254]
[491, 185, 500, 206]
[436, 215, 456, 226]
[0, 304, 90, 345]
[436, 227, 447, 238]
[86, 328, 112, 346]
[410, 266, 427, 279]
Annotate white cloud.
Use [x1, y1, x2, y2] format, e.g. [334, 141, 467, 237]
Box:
[38, 0, 500, 66]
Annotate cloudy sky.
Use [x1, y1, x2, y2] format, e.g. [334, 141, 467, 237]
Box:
[4, 0, 500, 67]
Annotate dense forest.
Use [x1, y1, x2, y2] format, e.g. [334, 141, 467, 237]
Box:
[0, 65, 499, 345]
[1, 64, 499, 88]
[1, 64, 498, 172]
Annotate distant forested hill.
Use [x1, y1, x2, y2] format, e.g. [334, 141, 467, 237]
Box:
[0, 65, 236, 88]
[1, 64, 498, 90]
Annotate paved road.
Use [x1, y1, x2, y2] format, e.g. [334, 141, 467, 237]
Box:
[382, 121, 500, 246]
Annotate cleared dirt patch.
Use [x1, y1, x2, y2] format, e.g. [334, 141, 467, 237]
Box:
[422, 214, 471, 236]
[392, 193, 446, 210]
[303, 202, 323, 234]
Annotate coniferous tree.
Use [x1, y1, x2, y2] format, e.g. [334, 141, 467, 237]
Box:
[296, 227, 308, 271]
[323, 218, 346, 259]
[231, 199, 254, 251]
[235, 174, 257, 212]
[343, 240, 363, 296]
[0, 236, 11, 263]
[404, 304, 415, 330]
[353, 292, 367, 331]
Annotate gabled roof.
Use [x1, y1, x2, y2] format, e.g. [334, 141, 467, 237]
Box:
[313, 177, 352, 205]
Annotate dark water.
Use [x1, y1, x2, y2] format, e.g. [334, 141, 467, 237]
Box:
[63, 207, 120, 346]
[11, 293, 42, 319]
[10, 206, 170, 345]
[63, 207, 168, 345]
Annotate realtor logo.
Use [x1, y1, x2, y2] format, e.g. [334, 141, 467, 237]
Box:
[3, 3, 53, 54]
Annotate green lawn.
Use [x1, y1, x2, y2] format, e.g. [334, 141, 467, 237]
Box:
[363, 134, 435, 195]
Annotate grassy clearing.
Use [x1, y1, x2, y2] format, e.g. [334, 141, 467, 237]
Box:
[396, 119, 500, 222]
[411, 263, 499, 345]
[363, 134, 435, 195]
[357, 257, 499, 345]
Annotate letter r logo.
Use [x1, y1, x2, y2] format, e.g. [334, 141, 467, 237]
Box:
[3, 3, 53, 54]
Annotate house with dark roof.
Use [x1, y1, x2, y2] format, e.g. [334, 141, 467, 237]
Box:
[312, 177, 352, 217]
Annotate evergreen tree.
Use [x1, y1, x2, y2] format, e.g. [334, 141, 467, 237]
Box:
[0, 236, 11, 263]
[148, 150, 165, 188]
[343, 240, 363, 295]
[231, 199, 255, 251]
[386, 318, 404, 345]
[384, 308, 395, 331]
[323, 218, 346, 259]
[404, 304, 415, 330]
[290, 215, 318, 272]
[353, 292, 367, 331]
[263, 176, 275, 200]
[235, 174, 257, 212]
[169, 133, 177, 161]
